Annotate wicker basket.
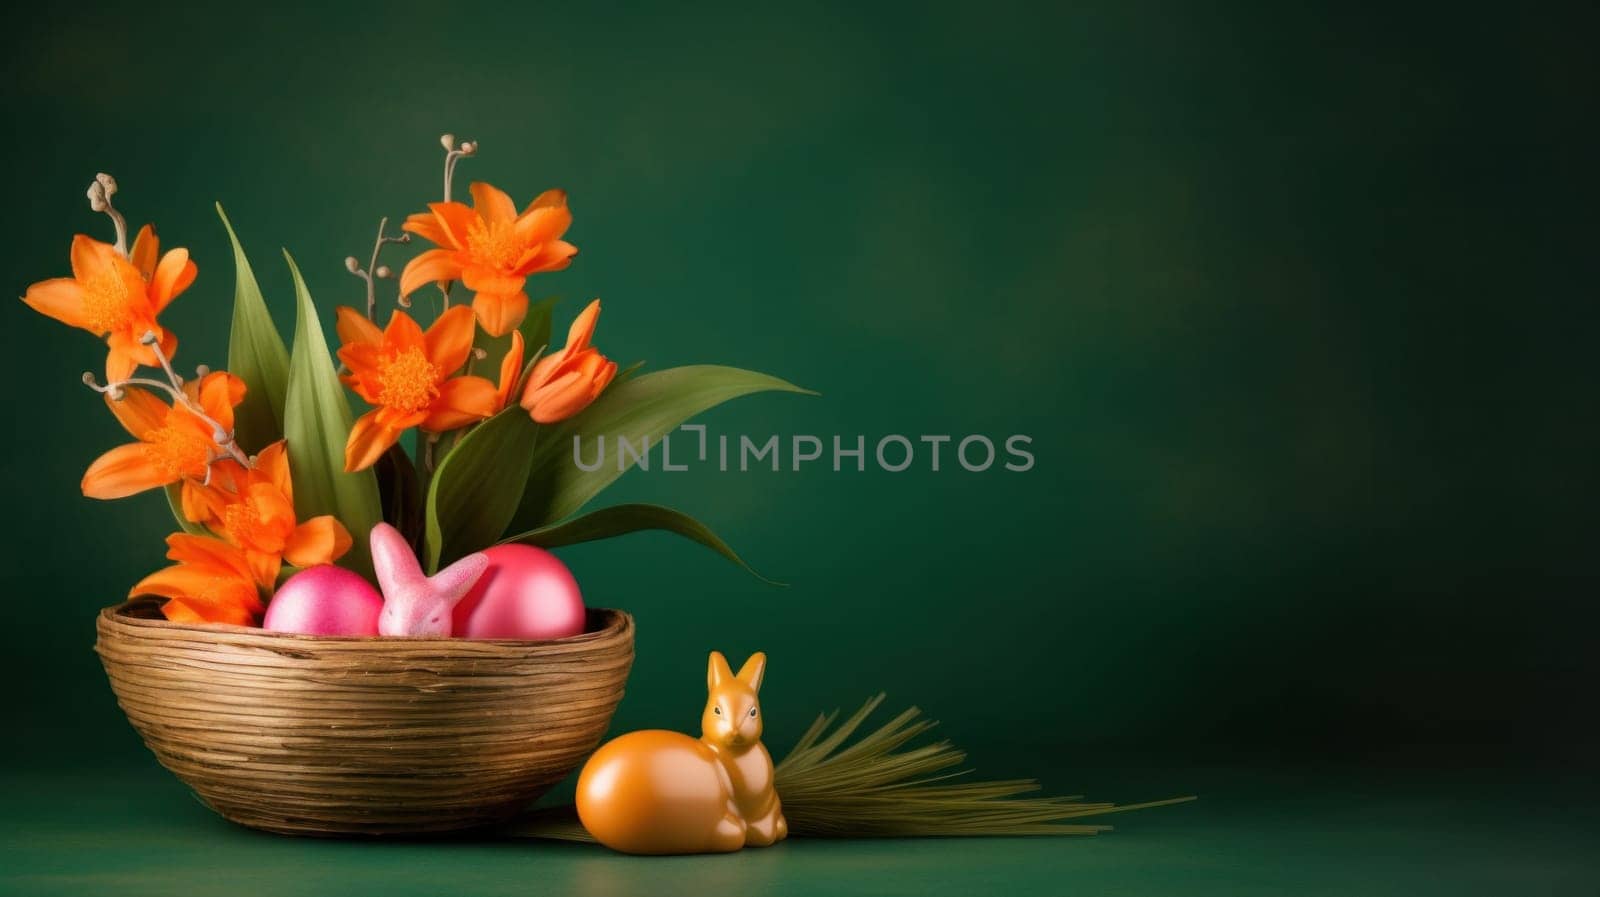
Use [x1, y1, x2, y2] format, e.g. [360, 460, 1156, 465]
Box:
[95, 598, 634, 836]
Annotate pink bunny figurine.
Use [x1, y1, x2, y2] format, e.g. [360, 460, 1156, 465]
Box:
[369, 523, 490, 637]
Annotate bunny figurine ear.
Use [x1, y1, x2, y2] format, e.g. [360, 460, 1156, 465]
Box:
[708, 651, 734, 690]
[736, 652, 767, 692]
[371, 523, 425, 596]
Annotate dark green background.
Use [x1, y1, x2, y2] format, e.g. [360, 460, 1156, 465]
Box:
[2, 2, 1596, 894]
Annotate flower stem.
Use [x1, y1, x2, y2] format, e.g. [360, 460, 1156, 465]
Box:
[347, 217, 410, 321]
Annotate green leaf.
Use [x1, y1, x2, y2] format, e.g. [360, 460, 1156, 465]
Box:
[503, 503, 782, 585]
[218, 204, 290, 454]
[281, 251, 382, 578]
[424, 405, 541, 571]
[520, 294, 559, 366]
[163, 483, 207, 536]
[512, 365, 814, 530]
[374, 442, 423, 551]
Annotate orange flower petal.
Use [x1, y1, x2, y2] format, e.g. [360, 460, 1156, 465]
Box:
[129, 224, 159, 281]
[399, 248, 462, 298]
[70, 234, 110, 282]
[102, 386, 169, 439]
[425, 304, 478, 374]
[283, 516, 353, 567]
[525, 346, 567, 392]
[180, 478, 220, 525]
[81, 442, 172, 498]
[107, 328, 178, 379]
[374, 406, 429, 430]
[105, 347, 138, 382]
[469, 182, 517, 225]
[460, 266, 526, 295]
[245, 549, 281, 590]
[21, 278, 88, 330]
[422, 376, 498, 432]
[345, 410, 403, 472]
[513, 204, 573, 248]
[162, 597, 257, 627]
[470, 290, 529, 338]
[247, 482, 297, 536]
[524, 370, 586, 423]
[160, 599, 209, 624]
[196, 371, 246, 430]
[335, 305, 384, 347]
[382, 308, 426, 350]
[523, 240, 578, 274]
[150, 248, 196, 313]
[497, 331, 525, 408]
[523, 188, 568, 214]
[165, 533, 255, 578]
[425, 201, 473, 246]
[400, 210, 455, 249]
[565, 299, 602, 354]
[254, 440, 292, 501]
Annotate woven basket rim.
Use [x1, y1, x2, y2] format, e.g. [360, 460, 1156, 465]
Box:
[100, 597, 632, 649]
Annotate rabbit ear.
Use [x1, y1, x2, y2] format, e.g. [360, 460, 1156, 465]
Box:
[429, 552, 490, 608]
[736, 652, 767, 692]
[707, 651, 734, 691]
[370, 522, 424, 596]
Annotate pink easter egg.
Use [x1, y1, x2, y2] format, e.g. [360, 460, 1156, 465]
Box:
[263, 565, 384, 636]
[452, 544, 586, 640]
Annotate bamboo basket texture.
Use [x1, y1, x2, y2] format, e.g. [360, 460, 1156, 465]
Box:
[95, 598, 635, 836]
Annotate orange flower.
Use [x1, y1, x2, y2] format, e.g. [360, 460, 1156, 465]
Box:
[399, 183, 577, 337]
[520, 299, 617, 423]
[336, 304, 499, 471]
[194, 441, 353, 588]
[21, 226, 195, 380]
[132, 533, 265, 626]
[82, 372, 246, 516]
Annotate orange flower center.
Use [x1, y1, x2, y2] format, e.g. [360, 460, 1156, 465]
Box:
[81, 261, 144, 335]
[141, 422, 213, 480]
[377, 346, 440, 413]
[223, 499, 276, 551]
[467, 219, 525, 270]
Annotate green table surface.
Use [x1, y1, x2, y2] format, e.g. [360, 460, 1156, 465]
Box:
[3, 765, 1595, 896]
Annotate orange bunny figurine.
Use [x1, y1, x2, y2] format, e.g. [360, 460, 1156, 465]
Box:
[576, 651, 788, 854]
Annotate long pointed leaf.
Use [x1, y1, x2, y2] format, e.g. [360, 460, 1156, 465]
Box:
[502, 502, 781, 585]
[218, 204, 290, 453]
[512, 365, 813, 530]
[374, 442, 423, 551]
[281, 252, 381, 578]
[424, 405, 540, 571]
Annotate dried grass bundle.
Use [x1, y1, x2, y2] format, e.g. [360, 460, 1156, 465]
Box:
[512, 694, 1192, 841]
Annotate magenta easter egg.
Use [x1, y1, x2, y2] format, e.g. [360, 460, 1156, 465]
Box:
[453, 544, 586, 640]
[263, 565, 384, 636]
